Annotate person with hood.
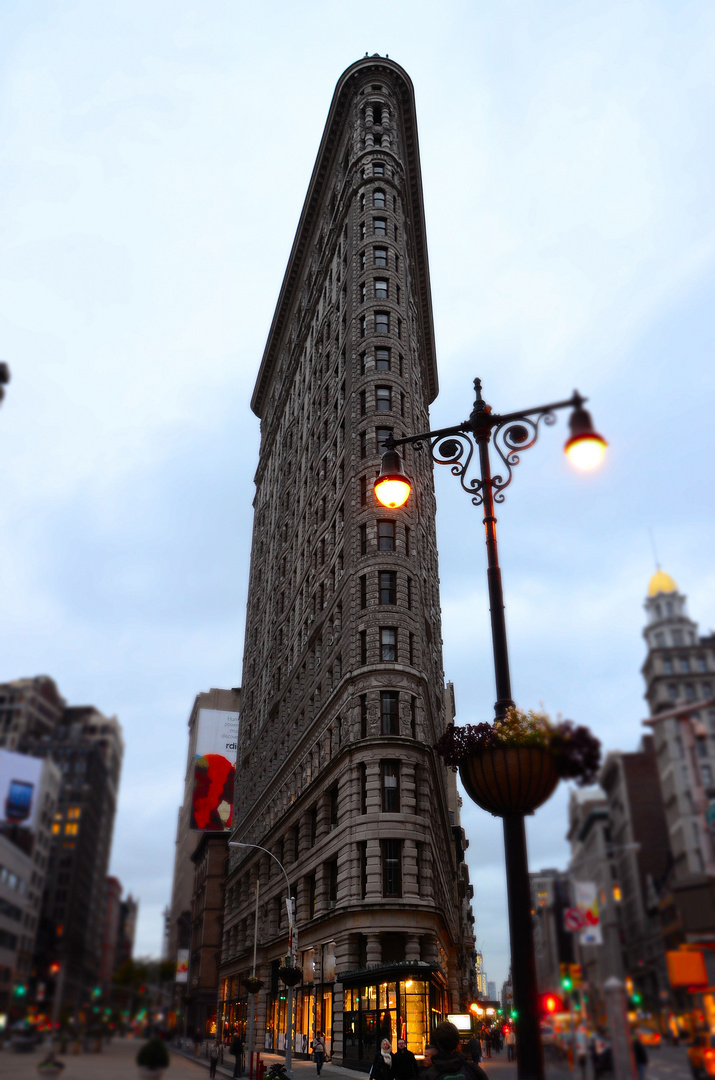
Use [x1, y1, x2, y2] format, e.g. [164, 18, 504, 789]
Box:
[392, 1038, 419, 1080]
[370, 1037, 395, 1080]
[420, 1022, 487, 1080]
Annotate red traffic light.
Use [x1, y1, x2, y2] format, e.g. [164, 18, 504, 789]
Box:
[540, 993, 564, 1014]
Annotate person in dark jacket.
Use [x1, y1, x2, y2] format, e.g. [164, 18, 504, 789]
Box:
[632, 1036, 648, 1080]
[420, 1022, 486, 1080]
[229, 1032, 244, 1078]
[393, 1038, 418, 1080]
[370, 1038, 394, 1080]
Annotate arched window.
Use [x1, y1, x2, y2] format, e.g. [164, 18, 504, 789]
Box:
[373, 189, 386, 208]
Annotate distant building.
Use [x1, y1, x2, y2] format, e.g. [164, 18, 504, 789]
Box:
[567, 786, 624, 1023]
[116, 893, 138, 971]
[530, 868, 574, 995]
[167, 687, 240, 969]
[99, 877, 123, 990]
[0, 748, 61, 1007]
[599, 737, 671, 1011]
[186, 833, 228, 1038]
[475, 951, 487, 998]
[0, 676, 123, 1012]
[487, 981, 496, 1001]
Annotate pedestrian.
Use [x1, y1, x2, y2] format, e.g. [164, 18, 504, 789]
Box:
[370, 1037, 394, 1080]
[313, 1031, 327, 1076]
[633, 1036, 648, 1080]
[393, 1037, 419, 1080]
[464, 1035, 481, 1066]
[505, 1028, 516, 1062]
[575, 1027, 588, 1080]
[210, 1041, 220, 1079]
[420, 1022, 487, 1080]
[230, 1031, 244, 1078]
[194, 1029, 203, 1059]
[421, 1045, 438, 1071]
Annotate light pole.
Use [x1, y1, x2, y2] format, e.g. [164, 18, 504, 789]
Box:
[0, 362, 10, 409]
[229, 842, 298, 1077]
[375, 377, 606, 1080]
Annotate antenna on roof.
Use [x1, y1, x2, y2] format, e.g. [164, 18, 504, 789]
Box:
[648, 528, 660, 570]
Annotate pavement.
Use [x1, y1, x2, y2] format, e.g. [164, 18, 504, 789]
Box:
[0, 1037, 693, 1080]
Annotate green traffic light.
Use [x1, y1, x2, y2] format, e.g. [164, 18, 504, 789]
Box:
[561, 976, 573, 992]
[510, 1009, 518, 1020]
[632, 993, 642, 1005]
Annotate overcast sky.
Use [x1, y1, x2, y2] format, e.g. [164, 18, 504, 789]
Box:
[1, 1, 714, 990]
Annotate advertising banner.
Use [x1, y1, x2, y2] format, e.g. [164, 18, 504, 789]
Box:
[574, 880, 603, 945]
[190, 708, 239, 831]
[176, 950, 189, 983]
[0, 749, 43, 833]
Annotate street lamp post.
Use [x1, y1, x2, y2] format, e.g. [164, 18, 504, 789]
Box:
[229, 842, 298, 1077]
[375, 377, 605, 1080]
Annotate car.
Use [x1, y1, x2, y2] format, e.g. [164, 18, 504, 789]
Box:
[688, 1032, 715, 1078]
[636, 1028, 662, 1048]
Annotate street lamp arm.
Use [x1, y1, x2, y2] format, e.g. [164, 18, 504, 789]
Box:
[492, 391, 585, 427]
[228, 841, 293, 928]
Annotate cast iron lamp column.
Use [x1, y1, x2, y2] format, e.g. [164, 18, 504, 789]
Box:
[374, 378, 605, 1080]
[229, 842, 298, 1077]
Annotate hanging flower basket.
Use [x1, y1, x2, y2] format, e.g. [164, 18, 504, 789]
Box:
[435, 707, 601, 817]
[278, 965, 302, 987]
[459, 744, 559, 815]
[242, 976, 264, 995]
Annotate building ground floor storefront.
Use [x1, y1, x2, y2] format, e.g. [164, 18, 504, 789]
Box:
[219, 962, 449, 1068]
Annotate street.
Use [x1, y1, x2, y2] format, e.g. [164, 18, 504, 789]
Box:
[0, 1039, 694, 1080]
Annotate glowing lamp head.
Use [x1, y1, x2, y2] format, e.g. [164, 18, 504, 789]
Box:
[374, 449, 411, 508]
[564, 401, 607, 471]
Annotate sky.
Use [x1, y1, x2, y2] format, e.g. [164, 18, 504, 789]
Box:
[1, 0, 714, 990]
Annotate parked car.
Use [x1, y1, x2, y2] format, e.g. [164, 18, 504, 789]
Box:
[689, 1032, 715, 1078]
[636, 1028, 662, 1048]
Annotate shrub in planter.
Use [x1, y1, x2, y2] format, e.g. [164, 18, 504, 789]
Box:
[434, 707, 601, 816]
[136, 1037, 170, 1075]
[242, 976, 264, 994]
[278, 965, 302, 987]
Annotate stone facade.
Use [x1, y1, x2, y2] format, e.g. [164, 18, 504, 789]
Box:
[219, 56, 476, 1067]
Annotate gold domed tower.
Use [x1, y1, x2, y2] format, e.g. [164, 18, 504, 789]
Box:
[642, 569, 712, 715]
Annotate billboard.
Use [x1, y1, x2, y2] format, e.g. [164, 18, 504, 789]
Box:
[176, 950, 189, 983]
[190, 708, 239, 831]
[0, 749, 43, 833]
[574, 880, 603, 945]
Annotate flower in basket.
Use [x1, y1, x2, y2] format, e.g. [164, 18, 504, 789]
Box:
[434, 707, 601, 785]
[434, 707, 601, 816]
[277, 964, 302, 987]
[242, 975, 265, 994]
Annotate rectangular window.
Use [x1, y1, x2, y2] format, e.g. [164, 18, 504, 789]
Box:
[382, 761, 400, 812]
[360, 574, 367, 610]
[360, 222, 366, 240]
[379, 571, 396, 605]
[360, 352, 367, 376]
[680, 657, 691, 673]
[330, 785, 339, 826]
[378, 521, 395, 551]
[373, 190, 386, 208]
[374, 218, 387, 235]
[382, 840, 402, 897]
[375, 311, 389, 333]
[360, 524, 368, 555]
[405, 526, 411, 556]
[375, 347, 391, 371]
[374, 247, 388, 267]
[359, 389, 366, 416]
[359, 630, 367, 666]
[360, 282, 366, 303]
[360, 694, 368, 739]
[328, 858, 338, 903]
[397, 317, 402, 339]
[375, 279, 388, 299]
[407, 577, 412, 609]
[360, 475, 367, 507]
[360, 251, 366, 271]
[376, 386, 392, 412]
[359, 840, 367, 897]
[373, 163, 384, 177]
[376, 427, 392, 452]
[360, 431, 367, 459]
[381, 690, 399, 735]
[396, 283, 401, 304]
[360, 315, 367, 338]
[380, 627, 397, 661]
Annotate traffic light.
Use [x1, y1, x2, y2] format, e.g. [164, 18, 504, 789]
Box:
[561, 971, 573, 993]
[540, 994, 564, 1015]
[631, 992, 642, 1006]
[92, 986, 101, 998]
[13, 983, 27, 998]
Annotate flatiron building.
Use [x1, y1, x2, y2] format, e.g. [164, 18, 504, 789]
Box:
[219, 56, 476, 1066]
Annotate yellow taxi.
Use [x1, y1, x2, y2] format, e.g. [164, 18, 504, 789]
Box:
[688, 1031, 715, 1078]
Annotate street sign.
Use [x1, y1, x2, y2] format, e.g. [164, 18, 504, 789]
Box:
[564, 907, 586, 931]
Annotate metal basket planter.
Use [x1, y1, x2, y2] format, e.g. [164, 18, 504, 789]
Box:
[459, 745, 559, 816]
